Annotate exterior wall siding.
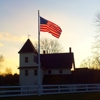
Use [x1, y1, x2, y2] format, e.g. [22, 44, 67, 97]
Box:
[45, 69, 71, 75]
[20, 53, 38, 67]
[20, 68, 38, 85]
[20, 68, 43, 85]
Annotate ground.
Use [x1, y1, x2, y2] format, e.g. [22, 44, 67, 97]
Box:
[1, 92, 100, 100]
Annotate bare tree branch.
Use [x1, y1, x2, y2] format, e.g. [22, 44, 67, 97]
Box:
[34, 38, 63, 53]
[0, 55, 4, 62]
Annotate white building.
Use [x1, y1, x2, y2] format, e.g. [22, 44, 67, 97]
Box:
[18, 39, 75, 85]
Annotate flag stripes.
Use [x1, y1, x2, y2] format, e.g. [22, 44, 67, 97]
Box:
[40, 17, 62, 38]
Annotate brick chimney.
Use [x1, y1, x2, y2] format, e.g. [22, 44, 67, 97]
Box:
[43, 50, 45, 54]
[69, 47, 71, 53]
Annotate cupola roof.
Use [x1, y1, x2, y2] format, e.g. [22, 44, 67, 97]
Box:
[18, 39, 37, 54]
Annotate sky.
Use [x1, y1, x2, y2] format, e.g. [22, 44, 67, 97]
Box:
[0, 0, 100, 74]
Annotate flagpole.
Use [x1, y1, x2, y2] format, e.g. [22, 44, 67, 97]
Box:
[38, 10, 41, 96]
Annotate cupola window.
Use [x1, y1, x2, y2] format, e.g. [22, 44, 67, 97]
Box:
[25, 57, 28, 63]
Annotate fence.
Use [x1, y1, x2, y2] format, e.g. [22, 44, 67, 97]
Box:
[0, 84, 100, 97]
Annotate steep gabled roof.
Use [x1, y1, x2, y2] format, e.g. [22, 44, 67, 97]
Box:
[40, 53, 74, 69]
[18, 39, 37, 54]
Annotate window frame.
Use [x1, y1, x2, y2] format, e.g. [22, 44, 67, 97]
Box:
[25, 70, 28, 76]
[34, 70, 38, 76]
[25, 57, 28, 63]
[34, 55, 38, 63]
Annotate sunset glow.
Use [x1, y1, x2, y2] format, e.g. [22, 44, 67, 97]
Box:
[0, 0, 99, 74]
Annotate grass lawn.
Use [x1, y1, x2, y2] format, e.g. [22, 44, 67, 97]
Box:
[1, 92, 100, 100]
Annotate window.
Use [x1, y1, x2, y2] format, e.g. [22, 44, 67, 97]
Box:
[34, 70, 38, 75]
[25, 70, 28, 76]
[59, 70, 62, 74]
[34, 55, 38, 63]
[25, 57, 28, 63]
[48, 70, 51, 74]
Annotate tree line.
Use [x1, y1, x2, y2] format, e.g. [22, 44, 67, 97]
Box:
[0, 73, 19, 86]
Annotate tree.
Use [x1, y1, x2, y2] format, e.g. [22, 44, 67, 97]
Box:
[91, 12, 100, 68]
[80, 56, 100, 69]
[0, 55, 4, 62]
[4, 67, 12, 75]
[80, 56, 92, 69]
[34, 38, 62, 53]
[95, 12, 100, 32]
[0, 55, 4, 69]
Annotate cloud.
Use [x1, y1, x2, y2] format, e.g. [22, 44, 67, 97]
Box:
[0, 43, 3, 47]
[0, 32, 37, 43]
[0, 32, 25, 42]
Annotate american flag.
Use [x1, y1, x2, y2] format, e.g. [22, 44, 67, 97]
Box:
[40, 16, 62, 38]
